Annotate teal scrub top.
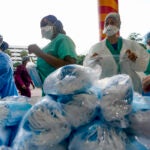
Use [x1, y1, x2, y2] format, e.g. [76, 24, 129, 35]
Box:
[106, 37, 123, 72]
[144, 49, 150, 75]
[37, 33, 77, 83]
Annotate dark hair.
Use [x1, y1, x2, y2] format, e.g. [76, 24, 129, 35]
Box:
[22, 56, 30, 64]
[0, 41, 9, 51]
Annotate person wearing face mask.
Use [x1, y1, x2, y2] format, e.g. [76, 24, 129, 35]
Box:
[28, 15, 77, 96]
[0, 35, 18, 98]
[142, 32, 150, 76]
[140, 32, 150, 95]
[83, 12, 150, 94]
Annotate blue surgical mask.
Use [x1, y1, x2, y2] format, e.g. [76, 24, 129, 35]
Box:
[41, 25, 53, 40]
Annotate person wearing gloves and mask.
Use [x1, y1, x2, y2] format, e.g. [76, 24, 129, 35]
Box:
[140, 32, 150, 95]
[83, 12, 150, 94]
[28, 14, 77, 96]
[142, 32, 150, 76]
[0, 35, 18, 98]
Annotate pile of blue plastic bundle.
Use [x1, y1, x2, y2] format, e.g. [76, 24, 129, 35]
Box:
[0, 64, 150, 150]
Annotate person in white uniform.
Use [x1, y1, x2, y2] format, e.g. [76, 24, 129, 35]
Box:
[83, 12, 150, 94]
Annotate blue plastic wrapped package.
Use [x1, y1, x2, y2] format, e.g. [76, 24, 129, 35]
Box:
[68, 121, 127, 150]
[12, 95, 71, 150]
[124, 92, 150, 148]
[131, 92, 150, 112]
[0, 126, 12, 146]
[143, 96, 150, 100]
[126, 136, 148, 150]
[1, 95, 30, 103]
[96, 74, 133, 128]
[135, 136, 150, 150]
[14, 140, 68, 150]
[26, 61, 42, 88]
[0, 145, 13, 150]
[127, 110, 150, 139]
[0, 97, 32, 126]
[43, 64, 100, 95]
[60, 93, 100, 129]
[13, 138, 68, 150]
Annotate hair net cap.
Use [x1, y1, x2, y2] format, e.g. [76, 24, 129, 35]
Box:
[41, 15, 64, 33]
[104, 12, 121, 29]
[44, 15, 57, 24]
[143, 32, 150, 44]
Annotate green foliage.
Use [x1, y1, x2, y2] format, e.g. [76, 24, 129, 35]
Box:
[20, 50, 28, 58]
[4, 49, 12, 56]
[128, 32, 142, 42]
[128, 32, 147, 50]
[76, 55, 85, 65]
[13, 62, 21, 68]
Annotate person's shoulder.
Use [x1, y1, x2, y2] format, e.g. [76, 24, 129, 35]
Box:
[53, 34, 68, 42]
[58, 33, 73, 41]
[55, 33, 66, 39]
[87, 39, 106, 55]
[123, 38, 145, 49]
[55, 33, 75, 45]
[90, 39, 106, 49]
[0, 51, 11, 60]
[123, 38, 139, 45]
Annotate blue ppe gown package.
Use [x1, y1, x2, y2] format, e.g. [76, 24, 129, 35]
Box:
[43, 64, 100, 95]
[12, 95, 71, 150]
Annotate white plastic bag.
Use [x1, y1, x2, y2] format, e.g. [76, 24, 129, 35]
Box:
[26, 62, 42, 88]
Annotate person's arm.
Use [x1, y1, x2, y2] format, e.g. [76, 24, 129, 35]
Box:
[142, 76, 150, 92]
[125, 49, 137, 62]
[125, 40, 150, 72]
[28, 44, 76, 68]
[15, 67, 26, 89]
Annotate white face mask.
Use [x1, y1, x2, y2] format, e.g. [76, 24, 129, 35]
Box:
[41, 26, 53, 39]
[103, 25, 119, 37]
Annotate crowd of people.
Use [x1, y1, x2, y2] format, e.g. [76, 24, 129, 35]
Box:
[1, 12, 150, 98]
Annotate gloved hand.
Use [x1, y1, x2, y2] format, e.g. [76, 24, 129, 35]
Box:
[142, 76, 150, 92]
[125, 49, 138, 62]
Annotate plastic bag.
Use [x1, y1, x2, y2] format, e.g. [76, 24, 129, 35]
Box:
[96, 74, 133, 128]
[26, 62, 42, 88]
[69, 121, 127, 150]
[120, 54, 142, 94]
[43, 64, 100, 95]
[12, 95, 71, 149]
[83, 54, 118, 79]
[60, 93, 100, 128]
[0, 96, 32, 126]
